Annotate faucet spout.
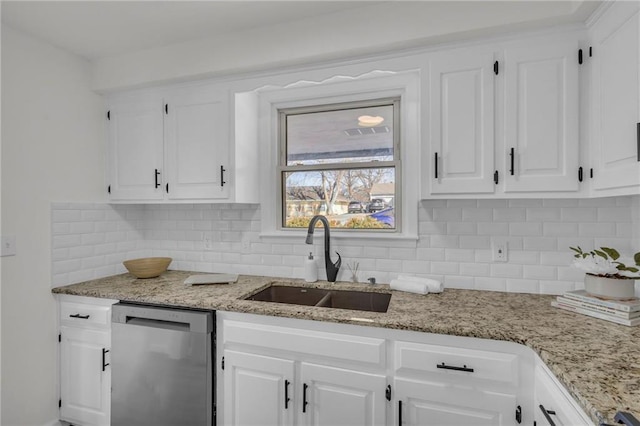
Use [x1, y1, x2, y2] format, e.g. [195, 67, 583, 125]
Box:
[305, 215, 341, 282]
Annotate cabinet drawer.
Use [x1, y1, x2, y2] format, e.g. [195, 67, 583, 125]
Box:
[60, 302, 112, 328]
[394, 341, 519, 386]
[224, 320, 386, 368]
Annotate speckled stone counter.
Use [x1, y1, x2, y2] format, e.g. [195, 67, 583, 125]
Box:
[52, 271, 640, 425]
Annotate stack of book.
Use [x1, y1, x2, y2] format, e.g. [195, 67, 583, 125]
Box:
[552, 289, 640, 326]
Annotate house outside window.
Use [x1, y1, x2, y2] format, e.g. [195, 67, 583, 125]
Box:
[278, 98, 400, 231]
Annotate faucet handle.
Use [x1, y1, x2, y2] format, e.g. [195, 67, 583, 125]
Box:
[334, 252, 342, 269]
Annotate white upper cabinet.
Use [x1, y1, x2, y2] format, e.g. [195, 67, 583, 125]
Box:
[424, 33, 582, 198]
[502, 39, 580, 193]
[106, 83, 257, 203]
[164, 86, 230, 200]
[589, 1, 640, 195]
[107, 96, 164, 201]
[429, 48, 496, 195]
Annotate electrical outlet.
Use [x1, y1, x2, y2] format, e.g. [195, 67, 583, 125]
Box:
[203, 233, 213, 250]
[0, 235, 17, 257]
[492, 239, 508, 262]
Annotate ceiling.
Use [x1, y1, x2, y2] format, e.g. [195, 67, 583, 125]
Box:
[2, 1, 601, 62]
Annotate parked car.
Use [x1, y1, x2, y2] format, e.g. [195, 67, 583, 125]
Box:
[370, 207, 394, 228]
[348, 201, 368, 214]
[367, 199, 386, 213]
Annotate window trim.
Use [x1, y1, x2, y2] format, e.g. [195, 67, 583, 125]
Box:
[254, 69, 420, 243]
[277, 97, 402, 233]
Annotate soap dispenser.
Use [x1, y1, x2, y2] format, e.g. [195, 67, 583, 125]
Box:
[304, 252, 318, 283]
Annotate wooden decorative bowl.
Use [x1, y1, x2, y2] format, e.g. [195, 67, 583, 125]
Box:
[123, 257, 172, 279]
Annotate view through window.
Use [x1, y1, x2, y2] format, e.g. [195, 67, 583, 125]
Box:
[279, 98, 399, 230]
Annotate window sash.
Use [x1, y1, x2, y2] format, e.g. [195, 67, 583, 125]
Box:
[277, 98, 402, 232]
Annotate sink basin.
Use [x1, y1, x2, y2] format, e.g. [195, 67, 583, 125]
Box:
[315, 290, 391, 313]
[245, 285, 328, 306]
[245, 284, 391, 313]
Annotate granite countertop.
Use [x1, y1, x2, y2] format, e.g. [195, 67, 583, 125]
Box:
[52, 270, 640, 425]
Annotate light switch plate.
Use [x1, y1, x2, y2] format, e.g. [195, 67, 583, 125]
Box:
[1, 235, 17, 257]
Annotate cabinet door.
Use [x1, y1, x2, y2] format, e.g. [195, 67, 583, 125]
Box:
[591, 4, 640, 193]
[534, 365, 591, 426]
[503, 39, 580, 193]
[429, 49, 496, 195]
[300, 362, 386, 426]
[107, 97, 164, 201]
[60, 325, 110, 426]
[164, 87, 230, 200]
[395, 378, 517, 426]
[223, 350, 295, 426]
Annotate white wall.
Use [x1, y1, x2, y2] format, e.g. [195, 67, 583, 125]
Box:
[1, 26, 104, 425]
[52, 197, 637, 295]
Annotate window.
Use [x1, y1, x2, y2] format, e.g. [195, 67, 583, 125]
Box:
[278, 98, 400, 231]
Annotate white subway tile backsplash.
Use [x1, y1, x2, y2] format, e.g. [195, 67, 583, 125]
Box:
[51, 196, 637, 295]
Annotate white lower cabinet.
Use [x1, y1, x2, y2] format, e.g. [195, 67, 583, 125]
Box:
[534, 361, 592, 426]
[394, 378, 517, 426]
[224, 350, 295, 426]
[57, 295, 117, 426]
[301, 362, 387, 426]
[220, 313, 388, 426]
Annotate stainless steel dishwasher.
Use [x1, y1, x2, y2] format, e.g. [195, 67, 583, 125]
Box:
[111, 303, 214, 426]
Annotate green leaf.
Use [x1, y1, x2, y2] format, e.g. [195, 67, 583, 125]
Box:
[601, 247, 620, 260]
[582, 253, 589, 259]
[635, 252, 640, 266]
[570, 246, 582, 254]
[593, 250, 608, 259]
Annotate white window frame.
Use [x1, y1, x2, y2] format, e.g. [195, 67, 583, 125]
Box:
[277, 97, 401, 233]
[257, 70, 420, 245]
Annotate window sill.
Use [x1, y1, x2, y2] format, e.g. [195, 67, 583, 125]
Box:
[259, 231, 419, 248]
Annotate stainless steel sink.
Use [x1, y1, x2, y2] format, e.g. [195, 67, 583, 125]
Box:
[245, 284, 391, 313]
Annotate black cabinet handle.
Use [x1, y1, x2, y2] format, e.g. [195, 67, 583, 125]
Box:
[398, 400, 402, 425]
[69, 313, 90, 319]
[284, 379, 290, 409]
[494, 170, 499, 185]
[434, 152, 439, 179]
[494, 61, 499, 75]
[155, 169, 161, 188]
[102, 348, 110, 372]
[220, 165, 226, 187]
[613, 411, 640, 426]
[436, 362, 474, 373]
[385, 384, 392, 401]
[636, 122, 639, 162]
[578, 166, 583, 182]
[539, 404, 557, 426]
[509, 147, 515, 175]
[302, 383, 308, 413]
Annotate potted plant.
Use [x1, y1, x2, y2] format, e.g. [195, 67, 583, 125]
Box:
[570, 246, 640, 300]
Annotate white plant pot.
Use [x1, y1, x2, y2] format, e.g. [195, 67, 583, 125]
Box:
[584, 273, 637, 300]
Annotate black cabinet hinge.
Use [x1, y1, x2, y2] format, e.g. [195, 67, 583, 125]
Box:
[578, 49, 583, 64]
[221, 356, 225, 370]
[107, 110, 110, 121]
[515, 405, 522, 424]
[493, 60, 499, 75]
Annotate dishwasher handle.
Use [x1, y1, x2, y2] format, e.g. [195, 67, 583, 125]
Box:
[112, 303, 212, 333]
